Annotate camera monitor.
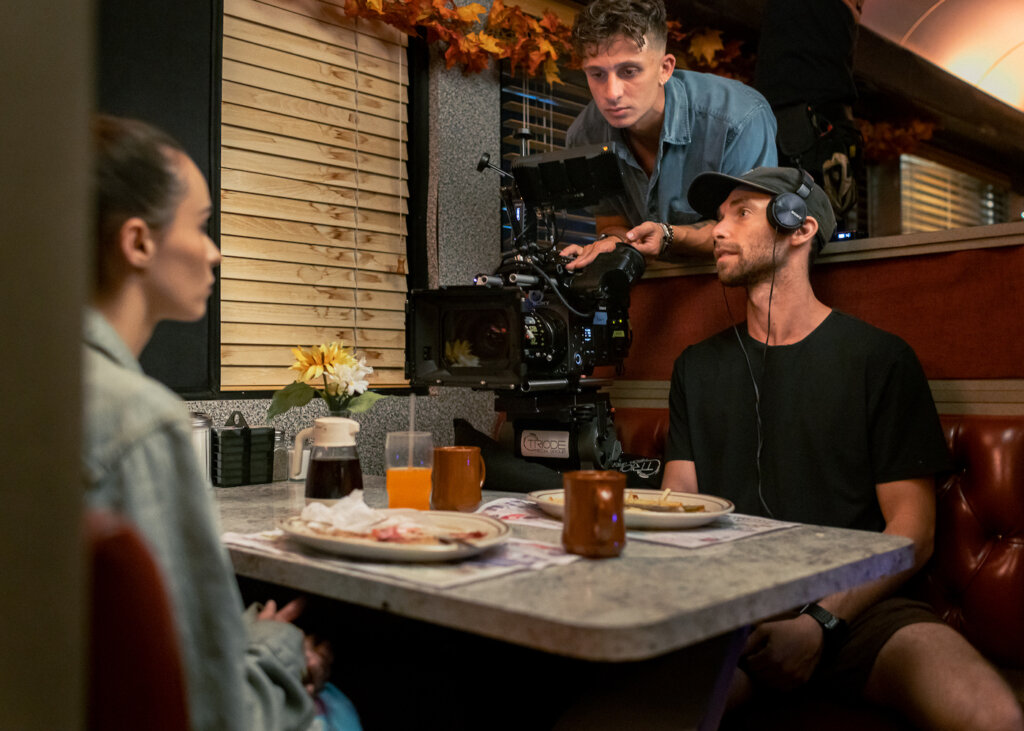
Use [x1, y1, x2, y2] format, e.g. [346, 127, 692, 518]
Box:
[510, 142, 626, 210]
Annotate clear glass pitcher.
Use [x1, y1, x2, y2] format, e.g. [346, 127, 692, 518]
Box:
[291, 417, 363, 503]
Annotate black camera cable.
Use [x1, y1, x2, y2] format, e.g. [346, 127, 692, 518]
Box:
[527, 260, 592, 318]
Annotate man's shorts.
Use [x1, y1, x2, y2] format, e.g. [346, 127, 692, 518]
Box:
[812, 596, 945, 698]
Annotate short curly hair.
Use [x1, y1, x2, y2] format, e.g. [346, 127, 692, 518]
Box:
[571, 0, 668, 58]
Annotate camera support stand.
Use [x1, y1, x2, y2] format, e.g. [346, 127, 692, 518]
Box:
[495, 382, 622, 471]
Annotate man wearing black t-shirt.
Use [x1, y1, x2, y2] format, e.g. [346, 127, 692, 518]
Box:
[663, 167, 1022, 729]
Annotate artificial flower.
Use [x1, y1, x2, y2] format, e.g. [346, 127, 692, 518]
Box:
[269, 342, 385, 419]
[445, 339, 480, 367]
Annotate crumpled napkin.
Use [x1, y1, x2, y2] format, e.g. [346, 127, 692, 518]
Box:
[300, 490, 384, 533]
[299, 491, 443, 542]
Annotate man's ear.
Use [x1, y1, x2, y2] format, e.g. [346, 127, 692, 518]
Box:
[119, 217, 156, 270]
[659, 52, 676, 84]
[791, 216, 820, 251]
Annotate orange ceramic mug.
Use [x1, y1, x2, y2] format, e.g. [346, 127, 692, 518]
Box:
[561, 470, 626, 558]
[430, 446, 486, 512]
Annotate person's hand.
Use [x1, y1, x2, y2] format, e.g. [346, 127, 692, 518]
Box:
[302, 634, 334, 696]
[741, 614, 824, 691]
[620, 220, 666, 257]
[560, 221, 665, 271]
[257, 597, 306, 623]
[559, 237, 621, 271]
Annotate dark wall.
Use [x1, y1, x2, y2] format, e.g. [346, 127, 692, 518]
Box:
[96, 0, 222, 396]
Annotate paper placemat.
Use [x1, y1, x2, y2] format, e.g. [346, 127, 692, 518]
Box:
[223, 530, 578, 590]
[476, 497, 563, 529]
[626, 513, 797, 548]
[476, 497, 797, 548]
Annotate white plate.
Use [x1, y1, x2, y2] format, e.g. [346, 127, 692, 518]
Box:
[527, 489, 734, 529]
[279, 510, 510, 562]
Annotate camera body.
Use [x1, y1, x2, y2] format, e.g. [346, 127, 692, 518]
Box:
[404, 143, 643, 469]
[405, 243, 642, 391]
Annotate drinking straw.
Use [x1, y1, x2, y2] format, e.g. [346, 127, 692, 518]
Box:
[407, 392, 415, 467]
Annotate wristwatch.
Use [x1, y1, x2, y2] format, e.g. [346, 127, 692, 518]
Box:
[657, 222, 674, 257]
[800, 602, 848, 657]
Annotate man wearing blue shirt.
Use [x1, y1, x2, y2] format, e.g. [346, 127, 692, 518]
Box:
[562, 0, 777, 269]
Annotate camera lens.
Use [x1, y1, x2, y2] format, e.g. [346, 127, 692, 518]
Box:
[523, 308, 566, 368]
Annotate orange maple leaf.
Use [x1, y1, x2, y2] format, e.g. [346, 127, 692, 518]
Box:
[688, 29, 723, 66]
[456, 2, 486, 24]
[539, 10, 562, 34]
[468, 31, 503, 55]
[544, 56, 562, 85]
[536, 37, 557, 59]
[430, 0, 459, 23]
[666, 19, 685, 45]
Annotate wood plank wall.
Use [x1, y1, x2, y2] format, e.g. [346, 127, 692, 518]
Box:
[220, 0, 409, 390]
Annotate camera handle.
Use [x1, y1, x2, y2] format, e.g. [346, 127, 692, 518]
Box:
[477, 151, 538, 253]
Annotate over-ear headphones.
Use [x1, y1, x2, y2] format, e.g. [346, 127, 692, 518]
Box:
[767, 169, 814, 232]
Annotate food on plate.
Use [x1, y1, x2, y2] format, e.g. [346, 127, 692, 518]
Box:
[625, 491, 705, 513]
[538, 490, 706, 513]
[291, 493, 486, 545]
[295, 517, 486, 545]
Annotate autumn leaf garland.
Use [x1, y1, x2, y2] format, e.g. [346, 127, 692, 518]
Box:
[335, 0, 759, 83]
[343, 0, 573, 83]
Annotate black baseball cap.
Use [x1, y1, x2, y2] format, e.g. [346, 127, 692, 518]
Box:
[687, 167, 837, 251]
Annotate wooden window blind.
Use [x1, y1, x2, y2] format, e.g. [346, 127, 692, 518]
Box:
[899, 154, 1009, 234]
[219, 0, 409, 390]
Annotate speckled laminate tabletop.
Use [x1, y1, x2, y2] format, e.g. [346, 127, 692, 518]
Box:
[215, 477, 913, 662]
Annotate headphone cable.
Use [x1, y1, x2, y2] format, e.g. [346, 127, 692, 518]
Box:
[722, 234, 778, 518]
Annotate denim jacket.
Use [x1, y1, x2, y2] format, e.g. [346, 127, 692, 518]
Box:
[82, 308, 313, 731]
[567, 69, 778, 226]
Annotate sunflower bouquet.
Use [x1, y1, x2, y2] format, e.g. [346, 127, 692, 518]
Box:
[267, 342, 385, 419]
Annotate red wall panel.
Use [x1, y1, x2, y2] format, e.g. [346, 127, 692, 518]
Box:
[622, 245, 1024, 381]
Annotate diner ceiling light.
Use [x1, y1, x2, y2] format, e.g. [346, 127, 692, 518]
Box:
[861, 0, 1024, 112]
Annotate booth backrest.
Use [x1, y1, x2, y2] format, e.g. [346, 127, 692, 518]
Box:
[925, 415, 1024, 667]
[86, 509, 190, 731]
[612, 408, 1024, 669]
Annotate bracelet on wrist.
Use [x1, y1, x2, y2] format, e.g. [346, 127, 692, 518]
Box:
[658, 222, 674, 257]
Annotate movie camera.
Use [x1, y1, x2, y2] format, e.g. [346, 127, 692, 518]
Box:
[405, 143, 644, 469]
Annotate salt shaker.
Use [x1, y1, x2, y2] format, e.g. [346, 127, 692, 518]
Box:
[272, 429, 291, 481]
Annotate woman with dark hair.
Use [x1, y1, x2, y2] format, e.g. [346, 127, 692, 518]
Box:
[83, 115, 326, 731]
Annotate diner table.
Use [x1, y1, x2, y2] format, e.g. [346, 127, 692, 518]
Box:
[217, 477, 914, 730]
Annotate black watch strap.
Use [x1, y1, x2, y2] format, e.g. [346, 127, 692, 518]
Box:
[800, 603, 848, 655]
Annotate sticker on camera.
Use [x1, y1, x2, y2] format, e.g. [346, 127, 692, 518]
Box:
[520, 430, 570, 459]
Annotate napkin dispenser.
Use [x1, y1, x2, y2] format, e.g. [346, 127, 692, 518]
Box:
[211, 411, 274, 487]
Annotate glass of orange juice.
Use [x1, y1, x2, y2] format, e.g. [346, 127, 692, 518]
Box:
[385, 431, 433, 509]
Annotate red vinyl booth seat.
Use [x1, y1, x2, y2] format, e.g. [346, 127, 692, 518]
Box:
[86, 509, 189, 731]
[612, 409, 1024, 671]
[924, 415, 1024, 668]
